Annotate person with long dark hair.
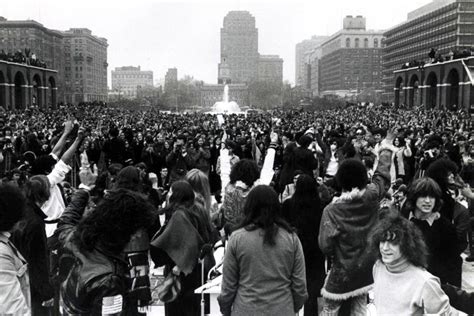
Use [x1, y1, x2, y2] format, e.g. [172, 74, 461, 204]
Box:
[218, 185, 308, 316]
[57, 181, 155, 314]
[281, 174, 324, 315]
[151, 180, 215, 316]
[11, 175, 54, 316]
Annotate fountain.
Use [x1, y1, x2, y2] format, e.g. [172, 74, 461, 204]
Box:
[211, 84, 242, 113]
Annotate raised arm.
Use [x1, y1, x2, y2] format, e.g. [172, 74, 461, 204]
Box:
[60, 127, 85, 166]
[51, 120, 74, 158]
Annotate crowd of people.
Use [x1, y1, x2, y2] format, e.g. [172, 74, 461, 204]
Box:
[0, 102, 473, 315]
[0, 48, 48, 68]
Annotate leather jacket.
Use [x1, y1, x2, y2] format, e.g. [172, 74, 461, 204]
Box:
[56, 189, 150, 315]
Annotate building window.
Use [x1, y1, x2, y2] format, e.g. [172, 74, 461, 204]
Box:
[346, 38, 351, 48]
[355, 38, 360, 48]
[364, 38, 369, 48]
[374, 38, 378, 48]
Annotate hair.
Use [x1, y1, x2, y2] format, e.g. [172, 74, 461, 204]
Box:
[425, 158, 458, 192]
[404, 177, 443, 214]
[24, 175, 50, 204]
[229, 159, 260, 187]
[185, 169, 211, 213]
[335, 158, 368, 191]
[239, 185, 294, 246]
[0, 184, 25, 231]
[367, 212, 428, 268]
[297, 135, 312, 148]
[73, 189, 154, 253]
[115, 166, 142, 192]
[169, 180, 195, 209]
[290, 174, 321, 229]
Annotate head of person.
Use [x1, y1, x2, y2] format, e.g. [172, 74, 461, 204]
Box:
[425, 158, 459, 192]
[297, 135, 312, 148]
[240, 185, 293, 246]
[335, 158, 368, 192]
[229, 159, 260, 187]
[115, 166, 142, 192]
[372, 128, 386, 143]
[393, 137, 405, 148]
[24, 175, 50, 207]
[176, 134, 186, 147]
[368, 213, 428, 268]
[168, 180, 195, 209]
[160, 167, 169, 180]
[185, 169, 211, 212]
[405, 177, 442, 215]
[73, 189, 154, 254]
[355, 129, 364, 139]
[0, 184, 25, 232]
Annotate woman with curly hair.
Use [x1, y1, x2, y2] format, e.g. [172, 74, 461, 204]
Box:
[219, 132, 279, 232]
[368, 213, 452, 315]
[57, 186, 155, 315]
[401, 177, 462, 286]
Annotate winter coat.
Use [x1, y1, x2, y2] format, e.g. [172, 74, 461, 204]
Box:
[318, 149, 391, 300]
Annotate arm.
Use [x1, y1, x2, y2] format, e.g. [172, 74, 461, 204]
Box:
[60, 130, 84, 166]
[56, 189, 90, 245]
[420, 278, 452, 315]
[318, 207, 339, 255]
[51, 120, 74, 158]
[217, 236, 239, 316]
[258, 132, 278, 185]
[291, 235, 308, 312]
[441, 283, 474, 314]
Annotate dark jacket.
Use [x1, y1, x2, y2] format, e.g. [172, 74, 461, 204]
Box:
[318, 149, 392, 299]
[56, 190, 146, 315]
[11, 201, 55, 311]
[166, 149, 195, 184]
[441, 283, 474, 314]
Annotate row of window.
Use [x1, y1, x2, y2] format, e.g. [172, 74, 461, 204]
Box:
[345, 37, 383, 48]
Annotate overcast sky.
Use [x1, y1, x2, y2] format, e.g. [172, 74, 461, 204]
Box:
[2, 0, 432, 86]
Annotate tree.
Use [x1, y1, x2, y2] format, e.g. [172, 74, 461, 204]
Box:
[248, 80, 283, 110]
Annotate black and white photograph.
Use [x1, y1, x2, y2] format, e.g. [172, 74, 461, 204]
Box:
[0, 0, 473, 314]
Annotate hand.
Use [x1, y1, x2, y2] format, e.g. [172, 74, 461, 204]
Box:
[270, 131, 278, 143]
[148, 172, 158, 185]
[42, 298, 54, 307]
[79, 164, 98, 189]
[64, 120, 74, 134]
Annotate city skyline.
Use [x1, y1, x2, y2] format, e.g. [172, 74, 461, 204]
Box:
[2, 0, 433, 86]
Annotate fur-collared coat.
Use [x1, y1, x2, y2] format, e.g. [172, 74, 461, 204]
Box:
[318, 149, 392, 300]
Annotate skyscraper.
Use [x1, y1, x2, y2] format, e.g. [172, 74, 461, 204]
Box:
[219, 11, 259, 84]
[295, 36, 328, 88]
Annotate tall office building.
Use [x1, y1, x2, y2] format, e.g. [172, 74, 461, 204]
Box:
[219, 11, 259, 84]
[0, 17, 64, 103]
[111, 66, 153, 98]
[295, 36, 328, 88]
[319, 16, 385, 97]
[382, 0, 474, 102]
[62, 28, 108, 103]
[164, 68, 178, 93]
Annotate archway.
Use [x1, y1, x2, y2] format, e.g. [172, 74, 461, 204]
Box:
[409, 74, 420, 107]
[425, 72, 437, 109]
[395, 76, 403, 107]
[446, 68, 460, 110]
[32, 74, 42, 108]
[14, 71, 26, 110]
[0, 71, 5, 109]
[48, 76, 56, 109]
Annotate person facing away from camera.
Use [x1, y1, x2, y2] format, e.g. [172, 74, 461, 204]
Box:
[218, 185, 308, 316]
